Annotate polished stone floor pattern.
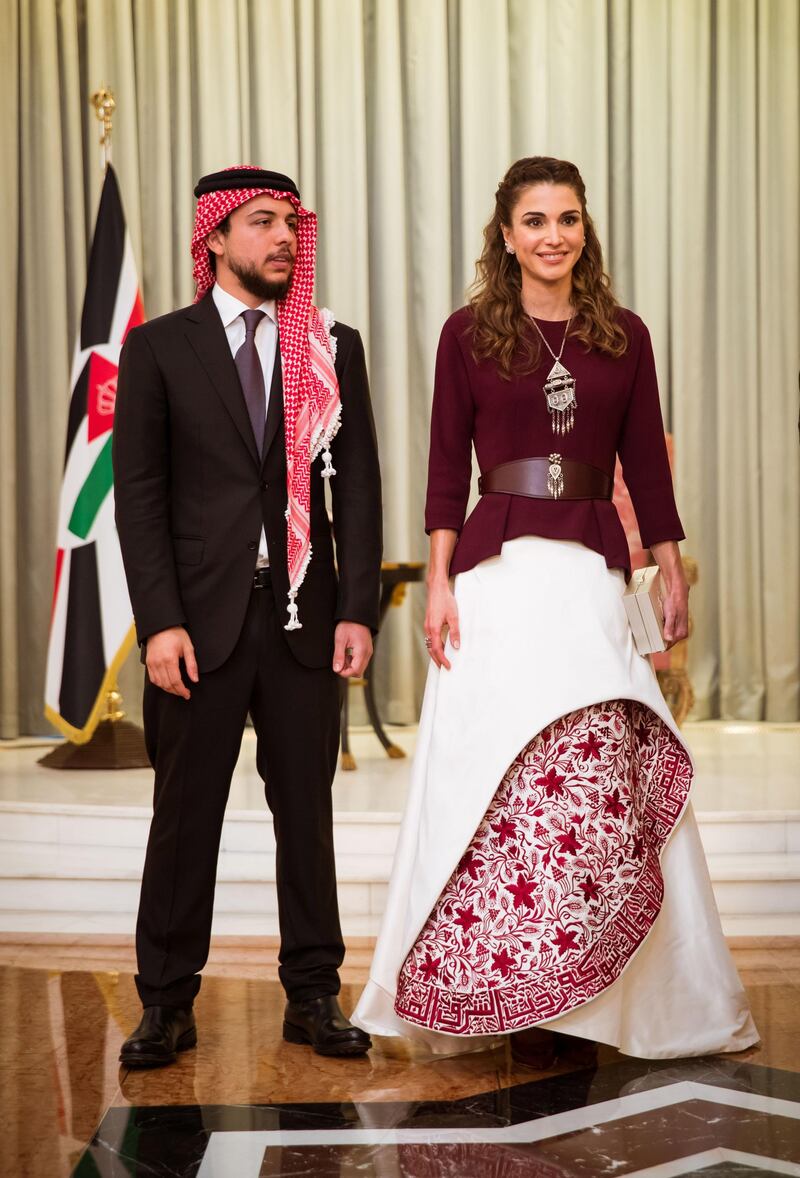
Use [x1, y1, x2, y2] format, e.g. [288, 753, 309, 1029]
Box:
[1, 942, 798, 1177]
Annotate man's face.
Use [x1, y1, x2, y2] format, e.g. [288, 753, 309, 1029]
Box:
[206, 194, 299, 304]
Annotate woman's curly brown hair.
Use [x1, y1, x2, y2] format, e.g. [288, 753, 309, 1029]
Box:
[469, 156, 628, 377]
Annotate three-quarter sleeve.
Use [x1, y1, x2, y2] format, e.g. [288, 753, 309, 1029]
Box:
[424, 317, 475, 534]
[617, 322, 685, 548]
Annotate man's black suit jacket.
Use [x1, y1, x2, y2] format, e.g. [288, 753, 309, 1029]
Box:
[112, 290, 382, 672]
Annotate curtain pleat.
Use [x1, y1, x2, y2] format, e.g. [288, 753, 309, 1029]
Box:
[757, 0, 800, 720]
[668, 0, 718, 716]
[2, 0, 798, 737]
[715, 1, 764, 719]
[15, 0, 83, 734]
[0, 0, 20, 734]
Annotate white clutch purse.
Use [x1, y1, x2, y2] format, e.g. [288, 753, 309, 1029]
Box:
[623, 566, 666, 655]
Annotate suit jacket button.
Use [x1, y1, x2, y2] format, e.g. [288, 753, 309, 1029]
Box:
[247, 541, 257, 551]
[260, 480, 268, 490]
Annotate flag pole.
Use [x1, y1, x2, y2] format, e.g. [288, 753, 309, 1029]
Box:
[90, 85, 128, 735]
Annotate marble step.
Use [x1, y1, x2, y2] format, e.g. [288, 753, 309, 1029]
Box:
[0, 909, 384, 937]
[0, 841, 389, 936]
[0, 835, 798, 935]
[4, 722, 797, 936]
[1, 800, 799, 856]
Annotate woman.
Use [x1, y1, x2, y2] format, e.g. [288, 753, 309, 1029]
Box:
[354, 157, 757, 1064]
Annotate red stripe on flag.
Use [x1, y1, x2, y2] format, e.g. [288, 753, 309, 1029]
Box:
[123, 290, 145, 340]
[87, 351, 119, 442]
[51, 549, 65, 622]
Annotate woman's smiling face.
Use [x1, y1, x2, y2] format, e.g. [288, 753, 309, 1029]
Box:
[503, 183, 585, 289]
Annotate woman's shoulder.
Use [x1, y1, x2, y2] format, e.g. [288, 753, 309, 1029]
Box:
[437, 306, 480, 367]
[441, 305, 476, 342]
[614, 306, 651, 344]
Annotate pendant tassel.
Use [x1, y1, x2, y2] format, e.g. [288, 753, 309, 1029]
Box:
[550, 406, 578, 436]
[547, 452, 564, 499]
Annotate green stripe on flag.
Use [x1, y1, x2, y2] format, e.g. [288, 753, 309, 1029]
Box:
[68, 434, 114, 540]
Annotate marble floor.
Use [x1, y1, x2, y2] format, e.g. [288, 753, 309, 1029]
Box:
[1, 941, 798, 1177]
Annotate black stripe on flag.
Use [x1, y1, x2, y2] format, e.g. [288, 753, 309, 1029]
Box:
[59, 543, 106, 730]
[80, 165, 126, 350]
[64, 357, 90, 469]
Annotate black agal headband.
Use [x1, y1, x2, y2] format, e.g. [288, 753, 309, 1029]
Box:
[193, 167, 300, 200]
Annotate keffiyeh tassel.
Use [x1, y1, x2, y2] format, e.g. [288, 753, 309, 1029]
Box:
[285, 589, 301, 631]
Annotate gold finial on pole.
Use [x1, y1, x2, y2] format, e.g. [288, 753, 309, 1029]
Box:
[101, 679, 126, 724]
[90, 85, 116, 170]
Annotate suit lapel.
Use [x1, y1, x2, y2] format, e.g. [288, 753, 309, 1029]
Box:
[262, 343, 284, 469]
[183, 292, 261, 468]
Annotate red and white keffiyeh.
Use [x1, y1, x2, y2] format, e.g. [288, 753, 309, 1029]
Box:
[191, 166, 341, 630]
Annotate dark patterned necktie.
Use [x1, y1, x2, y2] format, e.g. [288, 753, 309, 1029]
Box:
[234, 308, 267, 457]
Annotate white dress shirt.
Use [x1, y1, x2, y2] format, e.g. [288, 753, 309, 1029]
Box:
[212, 283, 278, 567]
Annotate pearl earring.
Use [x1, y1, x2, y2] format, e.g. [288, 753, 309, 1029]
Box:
[505, 241, 515, 255]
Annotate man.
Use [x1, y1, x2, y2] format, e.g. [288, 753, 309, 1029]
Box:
[113, 166, 382, 1066]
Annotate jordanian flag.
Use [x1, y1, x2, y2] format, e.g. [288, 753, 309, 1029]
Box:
[44, 166, 144, 743]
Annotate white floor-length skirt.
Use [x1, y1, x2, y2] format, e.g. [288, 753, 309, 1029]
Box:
[353, 537, 758, 1059]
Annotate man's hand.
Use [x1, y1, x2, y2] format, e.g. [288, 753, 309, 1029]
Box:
[145, 626, 199, 699]
[333, 622, 373, 678]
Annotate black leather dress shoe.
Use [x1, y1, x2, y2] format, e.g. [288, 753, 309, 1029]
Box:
[119, 1005, 197, 1069]
[283, 995, 372, 1057]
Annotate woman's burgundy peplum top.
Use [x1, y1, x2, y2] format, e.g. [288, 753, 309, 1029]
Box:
[424, 306, 684, 577]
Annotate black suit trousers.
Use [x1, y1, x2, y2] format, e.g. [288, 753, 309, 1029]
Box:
[135, 572, 343, 1007]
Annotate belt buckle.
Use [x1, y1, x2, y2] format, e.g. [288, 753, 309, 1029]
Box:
[547, 453, 564, 500]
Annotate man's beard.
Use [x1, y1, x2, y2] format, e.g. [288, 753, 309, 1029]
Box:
[228, 256, 293, 302]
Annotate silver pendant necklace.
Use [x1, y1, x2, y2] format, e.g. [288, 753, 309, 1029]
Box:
[530, 314, 577, 435]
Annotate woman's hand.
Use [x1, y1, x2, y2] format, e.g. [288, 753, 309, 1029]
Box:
[661, 578, 689, 649]
[425, 580, 460, 670]
[425, 529, 461, 669]
[650, 540, 689, 649]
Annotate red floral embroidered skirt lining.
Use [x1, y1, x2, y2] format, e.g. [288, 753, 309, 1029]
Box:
[394, 698, 692, 1035]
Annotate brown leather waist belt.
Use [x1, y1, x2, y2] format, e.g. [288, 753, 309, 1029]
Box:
[478, 456, 613, 501]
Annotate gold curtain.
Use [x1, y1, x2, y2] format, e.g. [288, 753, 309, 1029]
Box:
[1, 0, 798, 737]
